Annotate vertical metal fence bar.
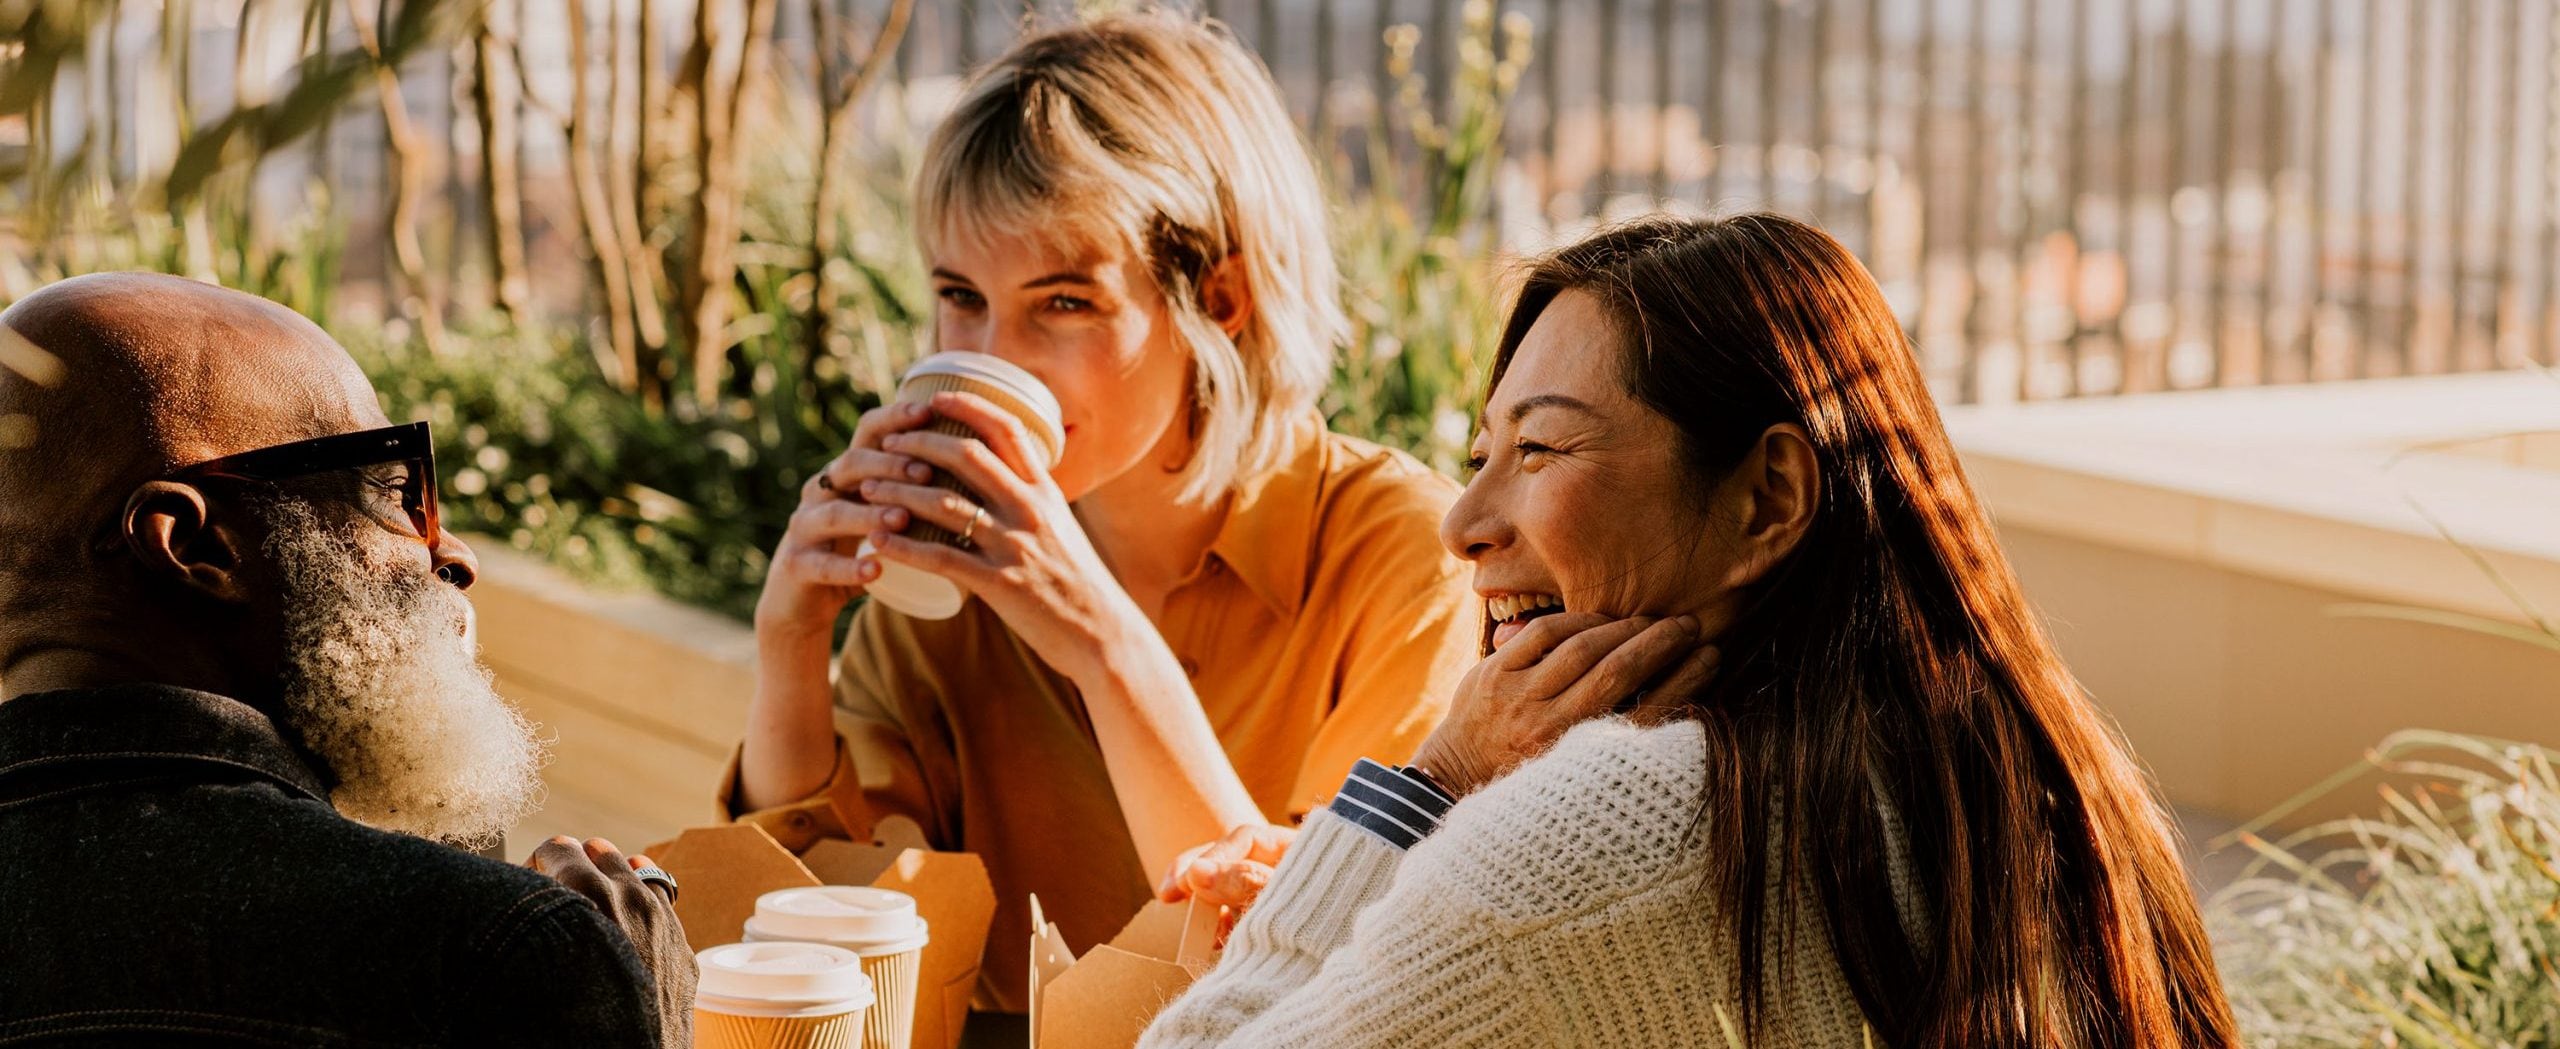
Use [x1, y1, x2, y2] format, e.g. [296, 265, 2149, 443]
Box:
[1428, 0, 1452, 119]
[1958, 0, 1992, 400]
[1258, 0, 1279, 70]
[1707, 0, 1729, 206]
[2400, 0, 2430, 376]
[2208, 0, 2238, 385]
[2159, 0, 2191, 392]
[2255, 0, 2287, 384]
[2062, 0, 2091, 396]
[2307, 0, 2335, 380]
[1865, 0, 1887, 261]
[2011, 0, 2041, 402]
[2450, 0, 2479, 370]
[1314, 0, 1336, 149]
[1760, 0, 1784, 207]
[2112, 0, 2144, 394]
[1654, 0, 1676, 202]
[1374, 0, 1394, 198]
[1600, 0, 1620, 206]
[1813, 0, 1836, 221]
[1543, 0, 1565, 221]
[2493, 0, 2524, 365]
[2544, 0, 2560, 365]
[2356, 0, 2385, 378]
[1915, 0, 1941, 350]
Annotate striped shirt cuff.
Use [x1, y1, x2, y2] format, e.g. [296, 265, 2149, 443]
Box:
[1325, 758, 1457, 850]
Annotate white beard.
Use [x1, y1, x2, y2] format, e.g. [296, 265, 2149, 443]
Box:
[265, 501, 548, 848]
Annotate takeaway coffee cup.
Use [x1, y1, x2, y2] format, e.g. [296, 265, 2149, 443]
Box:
[694, 941, 875, 1049]
[854, 352, 1067, 620]
[742, 886, 933, 1049]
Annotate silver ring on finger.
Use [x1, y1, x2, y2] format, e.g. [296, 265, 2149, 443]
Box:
[959, 505, 988, 547]
[631, 865, 679, 903]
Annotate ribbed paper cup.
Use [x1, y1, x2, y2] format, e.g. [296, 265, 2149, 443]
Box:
[853, 945, 922, 1049]
[694, 1006, 865, 1049]
[693, 942, 874, 1049]
[742, 887, 932, 1049]
[857, 352, 1066, 620]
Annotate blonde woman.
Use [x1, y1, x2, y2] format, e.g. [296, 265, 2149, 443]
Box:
[725, 11, 1478, 1012]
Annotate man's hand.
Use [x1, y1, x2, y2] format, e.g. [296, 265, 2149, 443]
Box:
[530, 836, 696, 1049]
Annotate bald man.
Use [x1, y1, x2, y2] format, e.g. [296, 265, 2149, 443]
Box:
[0, 274, 693, 1046]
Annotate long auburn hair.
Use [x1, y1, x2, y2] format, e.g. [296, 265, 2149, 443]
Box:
[1488, 214, 2236, 1048]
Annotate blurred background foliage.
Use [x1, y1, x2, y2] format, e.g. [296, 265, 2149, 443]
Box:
[2209, 730, 2560, 1047]
[0, 0, 1522, 620]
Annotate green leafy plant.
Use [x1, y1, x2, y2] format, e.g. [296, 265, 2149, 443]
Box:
[350, 12, 1529, 618]
[1324, 1, 1529, 475]
[2208, 731, 2560, 1047]
[8, 6, 1531, 620]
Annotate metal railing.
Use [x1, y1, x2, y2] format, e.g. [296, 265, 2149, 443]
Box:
[884, 0, 2560, 404]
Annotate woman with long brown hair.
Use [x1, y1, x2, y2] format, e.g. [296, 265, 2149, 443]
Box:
[1142, 213, 2237, 1047]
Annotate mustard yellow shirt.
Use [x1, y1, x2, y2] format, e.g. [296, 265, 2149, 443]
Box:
[723, 417, 1479, 1010]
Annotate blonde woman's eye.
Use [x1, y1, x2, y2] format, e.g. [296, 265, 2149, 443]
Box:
[936, 287, 984, 309]
[1048, 295, 1092, 313]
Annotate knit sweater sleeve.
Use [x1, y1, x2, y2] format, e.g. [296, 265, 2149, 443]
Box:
[1136, 807, 1557, 1048]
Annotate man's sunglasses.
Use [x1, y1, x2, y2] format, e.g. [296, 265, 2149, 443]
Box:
[165, 422, 442, 546]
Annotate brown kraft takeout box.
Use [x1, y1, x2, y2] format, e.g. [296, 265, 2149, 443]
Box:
[1026, 894, 1222, 1049]
[646, 820, 996, 1049]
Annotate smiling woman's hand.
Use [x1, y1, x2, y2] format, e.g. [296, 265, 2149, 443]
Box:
[1409, 613, 1717, 798]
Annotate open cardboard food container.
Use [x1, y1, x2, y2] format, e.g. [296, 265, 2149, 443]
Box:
[646, 821, 996, 1049]
[1027, 895, 1222, 1049]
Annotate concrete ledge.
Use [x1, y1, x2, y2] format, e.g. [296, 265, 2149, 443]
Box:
[1947, 372, 2560, 828]
[466, 540, 756, 860]
[1946, 371, 2560, 625]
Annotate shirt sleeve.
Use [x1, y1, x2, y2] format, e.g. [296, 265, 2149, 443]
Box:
[716, 601, 961, 852]
[1325, 759, 1456, 850]
[459, 888, 666, 1048]
[1283, 501, 1478, 820]
[1136, 809, 1556, 1049]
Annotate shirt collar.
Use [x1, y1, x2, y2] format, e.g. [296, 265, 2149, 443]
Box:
[0, 683, 332, 805]
[1203, 412, 1329, 618]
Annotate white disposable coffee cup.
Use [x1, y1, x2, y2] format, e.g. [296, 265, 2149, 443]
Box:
[855, 352, 1066, 621]
[693, 941, 874, 1049]
[741, 886, 932, 1049]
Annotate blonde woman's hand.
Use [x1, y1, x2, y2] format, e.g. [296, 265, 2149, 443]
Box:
[1157, 823, 1296, 948]
[752, 400, 939, 640]
[856, 390, 1147, 685]
[1409, 613, 1717, 798]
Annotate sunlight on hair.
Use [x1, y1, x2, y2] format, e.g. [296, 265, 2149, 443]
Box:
[915, 10, 1344, 504]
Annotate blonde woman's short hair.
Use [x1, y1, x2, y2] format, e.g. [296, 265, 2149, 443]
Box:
[915, 9, 1346, 505]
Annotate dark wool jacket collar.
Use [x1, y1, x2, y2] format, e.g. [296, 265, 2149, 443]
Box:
[0, 683, 331, 807]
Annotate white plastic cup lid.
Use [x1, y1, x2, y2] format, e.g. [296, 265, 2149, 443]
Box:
[855, 537, 966, 620]
[743, 886, 932, 956]
[695, 941, 874, 1010]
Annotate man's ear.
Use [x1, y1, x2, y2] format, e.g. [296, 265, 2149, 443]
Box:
[1717, 424, 1822, 589]
[1199, 253, 1255, 340]
[121, 481, 255, 604]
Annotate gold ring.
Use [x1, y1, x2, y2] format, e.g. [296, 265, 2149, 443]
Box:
[960, 506, 986, 545]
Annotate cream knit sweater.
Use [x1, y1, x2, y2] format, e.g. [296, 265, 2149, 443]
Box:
[1140, 718, 1903, 1048]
